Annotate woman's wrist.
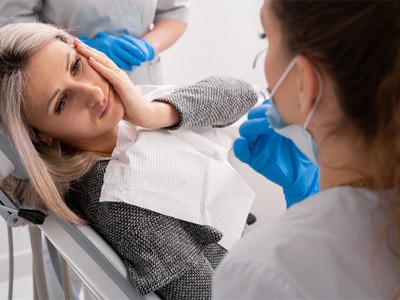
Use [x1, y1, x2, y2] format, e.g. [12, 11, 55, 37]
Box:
[122, 96, 180, 129]
[147, 101, 180, 129]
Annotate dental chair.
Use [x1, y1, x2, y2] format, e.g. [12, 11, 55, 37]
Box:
[0, 127, 159, 300]
[39, 214, 160, 299]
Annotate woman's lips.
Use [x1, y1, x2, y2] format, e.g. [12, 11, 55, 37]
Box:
[100, 89, 112, 118]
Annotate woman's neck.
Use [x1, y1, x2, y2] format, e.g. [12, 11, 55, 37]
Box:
[66, 125, 119, 156]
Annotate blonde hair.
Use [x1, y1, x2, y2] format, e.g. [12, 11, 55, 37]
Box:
[0, 23, 96, 224]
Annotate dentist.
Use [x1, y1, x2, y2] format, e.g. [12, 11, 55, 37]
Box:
[214, 0, 400, 298]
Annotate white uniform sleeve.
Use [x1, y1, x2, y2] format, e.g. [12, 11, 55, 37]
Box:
[213, 259, 305, 300]
[155, 0, 190, 24]
[0, 0, 43, 26]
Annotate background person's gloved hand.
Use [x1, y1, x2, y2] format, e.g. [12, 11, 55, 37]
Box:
[233, 101, 320, 208]
[78, 32, 154, 71]
[119, 34, 155, 62]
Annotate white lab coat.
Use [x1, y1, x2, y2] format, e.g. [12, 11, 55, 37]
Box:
[213, 186, 399, 299]
[0, 0, 190, 85]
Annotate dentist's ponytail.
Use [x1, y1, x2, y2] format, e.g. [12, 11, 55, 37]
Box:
[371, 49, 400, 298]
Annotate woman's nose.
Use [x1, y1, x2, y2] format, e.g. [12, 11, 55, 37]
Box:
[79, 84, 104, 108]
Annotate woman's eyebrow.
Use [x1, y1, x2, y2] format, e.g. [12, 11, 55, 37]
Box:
[47, 50, 72, 113]
[47, 88, 60, 113]
[65, 49, 72, 72]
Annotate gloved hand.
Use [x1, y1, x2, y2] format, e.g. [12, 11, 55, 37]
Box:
[119, 34, 155, 62]
[78, 32, 154, 71]
[233, 101, 320, 208]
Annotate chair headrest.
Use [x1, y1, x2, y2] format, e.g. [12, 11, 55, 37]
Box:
[0, 127, 28, 179]
[0, 127, 46, 226]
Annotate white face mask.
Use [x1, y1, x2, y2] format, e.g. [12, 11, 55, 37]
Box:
[266, 58, 323, 165]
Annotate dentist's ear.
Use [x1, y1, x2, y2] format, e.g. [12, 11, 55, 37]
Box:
[295, 55, 320, 116]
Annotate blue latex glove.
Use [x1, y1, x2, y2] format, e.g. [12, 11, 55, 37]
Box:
[78, 32, 154, 71]
[119, 34, 155, 62]
[233, 101, 320, 208]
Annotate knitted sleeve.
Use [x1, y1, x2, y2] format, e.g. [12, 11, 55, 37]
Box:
[155, 75, 259, 130]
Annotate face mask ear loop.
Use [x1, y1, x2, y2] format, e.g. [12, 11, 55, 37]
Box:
[252, 47, 268, 69]
[269, 58, 297, 99]
[302, 67, 323, 130]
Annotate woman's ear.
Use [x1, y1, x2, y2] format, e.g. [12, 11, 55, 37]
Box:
[37, 132, 53, 146]
[295, 55, 319, 115]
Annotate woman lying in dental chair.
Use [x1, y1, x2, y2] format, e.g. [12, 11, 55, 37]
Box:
[0, 22, 258, 299]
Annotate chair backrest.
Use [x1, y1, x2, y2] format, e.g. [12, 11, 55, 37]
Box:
[40, 213, 159, 300]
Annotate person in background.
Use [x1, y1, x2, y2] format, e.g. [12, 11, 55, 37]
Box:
[214, 0, 400, 298]
[0, 0, 190, 84]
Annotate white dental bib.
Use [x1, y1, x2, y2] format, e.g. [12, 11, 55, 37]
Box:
[99, 86, 255, 250]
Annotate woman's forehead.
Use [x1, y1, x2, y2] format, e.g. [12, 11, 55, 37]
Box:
[23, 41, 72, 105]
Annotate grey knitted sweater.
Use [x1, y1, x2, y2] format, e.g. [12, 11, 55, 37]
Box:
[65, 75, 258, 299]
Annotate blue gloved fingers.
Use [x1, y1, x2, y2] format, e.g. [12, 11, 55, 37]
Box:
[235, 132, 285, 184]
[238, 105, 321, 208]
[239, 118, 271, 136]
[239, 117, 274, 145]
[106, 53, 133, 71]
[119, 35, 146, 56]
[246, 99, 271, 120]
[81, 32, 132, 70]
[120, 34, 155, 61]
[262, 99, 271, 105]
[114, 44, 143, 67]
[247, 103, 271, 120]
[239, 118, 273, 145]
[233, 138, 251, 164]
[117, 39, 146, 62]
[95, 32, 142, 66]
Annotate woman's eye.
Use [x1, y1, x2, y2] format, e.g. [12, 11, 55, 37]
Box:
[55, 95, 67, 114]
[72, 57, 81, 75]
[259, 32, 267, 39]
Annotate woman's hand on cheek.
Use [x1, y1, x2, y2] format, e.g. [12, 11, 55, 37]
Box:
[74, 39, 180, 129]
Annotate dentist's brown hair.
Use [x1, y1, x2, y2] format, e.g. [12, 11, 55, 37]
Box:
[270, 1, 400, 296]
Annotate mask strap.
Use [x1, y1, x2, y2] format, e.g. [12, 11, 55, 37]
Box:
[252, 47, 268, 69]
[269, 58, 297, 97]
[302, 67, 323, 129]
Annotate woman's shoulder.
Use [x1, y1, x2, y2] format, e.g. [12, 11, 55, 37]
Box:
[65, 160, 109, 212]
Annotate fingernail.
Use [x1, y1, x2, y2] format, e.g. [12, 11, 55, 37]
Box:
[74, 38, 82, 46]
[89, 57, 97, 63]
